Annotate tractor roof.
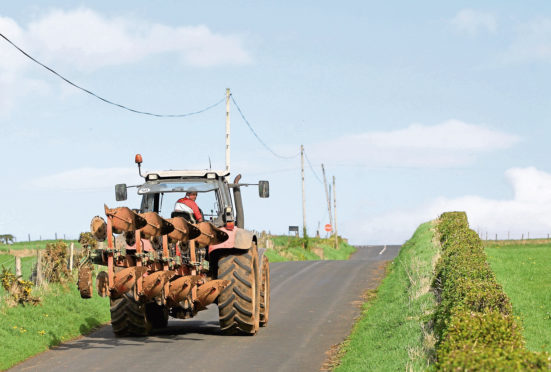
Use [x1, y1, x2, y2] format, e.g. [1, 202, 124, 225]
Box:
[145, 169, 230, 181]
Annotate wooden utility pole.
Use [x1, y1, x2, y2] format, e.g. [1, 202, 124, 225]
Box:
[300, 145, 306, 238]
[321, 164, 333, 228]
[225, 88, 231, 173]
[301, 145, 307, 238]
[333, 176, 338, 249]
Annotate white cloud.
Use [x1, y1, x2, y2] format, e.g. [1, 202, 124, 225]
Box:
[308, 119, 520, 168]
[29, 167, 142, 191]
[451, 9, 497, 35]
[355, 167, 551, 244]
[503, 17, 551, 63]
[23, 8, 251, 70]
[0, 8, 252, 113]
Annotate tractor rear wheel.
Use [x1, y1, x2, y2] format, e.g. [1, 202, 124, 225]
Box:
[146, 302, 169, 328]
[217, 245, 260, 335]
[259, 255, 270, 327]
[110, 291, 151, 337]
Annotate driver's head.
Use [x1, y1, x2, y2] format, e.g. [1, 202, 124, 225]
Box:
[186, 191, 198, 201]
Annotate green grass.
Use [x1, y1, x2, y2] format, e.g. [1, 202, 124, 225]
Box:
[0, 240, 80, 252]
[263, 235, 356, 262]
[0, 275, 110, 370]
[485, 242, 551, 352]
[335, 221, 438, 372]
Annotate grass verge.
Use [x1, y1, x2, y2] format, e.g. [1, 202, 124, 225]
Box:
[0, 276, 109, 370]
[335, 221, 438, 371]
[263, 236, 356, 262]
[485, 242, 551, 352]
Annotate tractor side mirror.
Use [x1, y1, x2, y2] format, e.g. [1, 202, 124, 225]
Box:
[258, 180, 269, 198]
[115, 184, 128, 201]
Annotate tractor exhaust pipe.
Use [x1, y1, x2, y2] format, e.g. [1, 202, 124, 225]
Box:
[233, 174, 244, 228]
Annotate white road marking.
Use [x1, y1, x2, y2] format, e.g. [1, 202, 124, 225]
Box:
[378, 245, 387, 255]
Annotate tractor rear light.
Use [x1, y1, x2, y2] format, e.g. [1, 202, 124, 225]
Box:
[225, 221, 235, 230]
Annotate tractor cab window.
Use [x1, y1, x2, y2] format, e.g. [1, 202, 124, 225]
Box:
[138, 179, 227, 226]
[159, 190, 221, 224]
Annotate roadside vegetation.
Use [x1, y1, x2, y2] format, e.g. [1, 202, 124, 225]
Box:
[263, 235, 355, 262]
[485, 242, 551, 353]
[335, 221, 438, 371]
[335, 212, 551, 371]
[0, 282, 109, 370]
[432, 212, 550, 370]
[0, 238, 108, 370]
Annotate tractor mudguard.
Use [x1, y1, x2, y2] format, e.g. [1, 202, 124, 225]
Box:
[209, 227, 255, 254]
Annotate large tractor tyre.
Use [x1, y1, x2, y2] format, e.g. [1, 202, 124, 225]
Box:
[145, 302, 169, 329]
[259, 255, 270, 327]
[110, 291, 151, 337]
[217, 245, 260, 335]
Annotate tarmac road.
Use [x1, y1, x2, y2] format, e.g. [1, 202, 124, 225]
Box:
[10, 245, 400, 372]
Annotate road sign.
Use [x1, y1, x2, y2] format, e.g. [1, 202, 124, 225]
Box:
[324, 224, 332, 232]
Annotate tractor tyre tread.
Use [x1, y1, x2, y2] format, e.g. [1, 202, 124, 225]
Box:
[217, 244, 260, 335]
[110, 291, 151, 337]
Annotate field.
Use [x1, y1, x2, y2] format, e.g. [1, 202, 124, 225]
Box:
[263, 235, 356, 262]
[335, 221, 438, 371]
[0, 239, 80, 252]
[485, 242, 551, 352]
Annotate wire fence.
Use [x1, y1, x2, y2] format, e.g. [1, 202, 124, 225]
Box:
[10, 234, 80, 244]
[477, 231, 551, 241]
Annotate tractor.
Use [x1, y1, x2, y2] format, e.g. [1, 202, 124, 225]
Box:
[78, 154, 270, 336]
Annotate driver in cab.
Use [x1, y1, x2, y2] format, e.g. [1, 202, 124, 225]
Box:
[174, 190, 203, 223]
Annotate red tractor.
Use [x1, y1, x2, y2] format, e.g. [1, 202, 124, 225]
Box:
[78, 154, 270, 336]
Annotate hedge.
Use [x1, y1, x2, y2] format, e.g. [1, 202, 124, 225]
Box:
[433, 212, 551, 371]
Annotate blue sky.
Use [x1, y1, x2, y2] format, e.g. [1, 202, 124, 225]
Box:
[1, 2, 551, 244]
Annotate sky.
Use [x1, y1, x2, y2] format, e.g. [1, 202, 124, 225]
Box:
[1, 1, 551, 244]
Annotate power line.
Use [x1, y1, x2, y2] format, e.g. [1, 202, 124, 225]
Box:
[230, 95, 300, 160]
[303, 150, 323, 184]
[0, 31, 225, 117]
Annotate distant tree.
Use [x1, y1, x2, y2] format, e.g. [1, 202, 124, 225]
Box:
[0, 234, 15, 244]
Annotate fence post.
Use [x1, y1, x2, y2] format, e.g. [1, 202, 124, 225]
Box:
[55, 232, 58, 240]
[36, 250, 43, 286]
[521, 233, 524, 241]
[69, 243, 74, 272]
[495, 233, 497, 241]
[15, 257, 22, 279]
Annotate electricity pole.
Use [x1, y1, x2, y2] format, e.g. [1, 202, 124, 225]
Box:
[225, 88, 231, 173]
[301, 145, 307, 238]
[333, 175, 338, 249]
[321, 164, 333, 228]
